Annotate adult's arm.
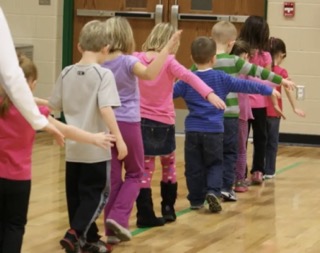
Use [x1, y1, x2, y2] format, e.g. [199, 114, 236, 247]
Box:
[0, 7, 48, 130]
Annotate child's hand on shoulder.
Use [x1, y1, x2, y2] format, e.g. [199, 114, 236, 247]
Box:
[93, 133, 116, 149]
[207, 93, 226, 110]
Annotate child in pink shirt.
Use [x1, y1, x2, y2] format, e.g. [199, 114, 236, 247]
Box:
[0, 54, 114, 253]
[239, 15, 273, 185]
[264, 37, 305, 179]
[133, 22, 225, 228]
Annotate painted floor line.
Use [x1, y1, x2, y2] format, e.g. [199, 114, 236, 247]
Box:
[131, 160, 304, 236]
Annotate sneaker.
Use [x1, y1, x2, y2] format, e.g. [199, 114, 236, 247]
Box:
[82, 240, 112, 253]
[206, 193, 222, 213]
[263, 174, 275, 180]
[60, 229, 81, 253]
[234, 180, 248, 193]
[105, 219, 132, 242]
[106, 236, 120, 245]
[221, 189, 237, 201]
[251, 171, 263, 185]
[190, 204, 204, 210]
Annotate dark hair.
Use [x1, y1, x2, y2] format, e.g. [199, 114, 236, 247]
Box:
[268, 37, 286, 67]
[239, 15, 269, 53]
[230, 39, 251, 57]
[191, 36, 216, 65]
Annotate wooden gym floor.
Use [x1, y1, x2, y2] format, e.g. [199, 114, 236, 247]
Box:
[22, 133, 320, 253]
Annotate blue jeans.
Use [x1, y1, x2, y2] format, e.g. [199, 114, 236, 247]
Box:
[222, 118, 239, 191]
[184, 132, 223, 206]
[265, 117, 281, 175]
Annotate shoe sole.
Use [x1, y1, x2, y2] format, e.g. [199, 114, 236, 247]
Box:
[234, 187, 248, 193]
[60, 239, 79, 253]
[206, 194, 222, 213]
[106, 219, 132, 242]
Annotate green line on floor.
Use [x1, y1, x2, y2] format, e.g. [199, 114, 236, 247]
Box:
[131, 161, 304, 236]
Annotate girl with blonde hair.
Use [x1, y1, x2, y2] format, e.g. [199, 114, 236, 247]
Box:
[133, 22, 225, 228]
[102, 17, 185, 244]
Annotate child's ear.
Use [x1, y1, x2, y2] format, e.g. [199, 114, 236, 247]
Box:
[212, 55, 216, 65]
[77, 43, 83, 54]
[102, 45, 110, 55]
[228, 40, 236, 52]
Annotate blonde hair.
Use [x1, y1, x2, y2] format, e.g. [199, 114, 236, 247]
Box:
[142, 23, 176, 52]
[211, 21, 237, 44]
[105, 17, 135, 54]
[0, 53, 37, 117]
[79, 20, 112, 52]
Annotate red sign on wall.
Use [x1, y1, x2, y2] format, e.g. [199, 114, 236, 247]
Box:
[284, 2, 295, 17]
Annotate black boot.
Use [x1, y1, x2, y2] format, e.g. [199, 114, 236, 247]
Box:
[136, 188, 165, 228]
[161, 181, 177, 222]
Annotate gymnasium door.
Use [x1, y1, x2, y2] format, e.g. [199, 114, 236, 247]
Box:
[72, 0, 265, 132]
[73, 0, 168, 62]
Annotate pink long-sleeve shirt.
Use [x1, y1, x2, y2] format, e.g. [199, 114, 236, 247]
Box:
[249, 51, 272, 108]
[133, 52, 213, 125]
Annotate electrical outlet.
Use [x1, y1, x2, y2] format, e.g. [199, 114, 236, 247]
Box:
[39, 0, 51, 5]
[296, 85, 305, 101]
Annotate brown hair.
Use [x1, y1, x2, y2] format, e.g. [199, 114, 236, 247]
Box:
[191, 36, 216, 65]
[230, 39, 251, 57]
[0, 53, 37, 117]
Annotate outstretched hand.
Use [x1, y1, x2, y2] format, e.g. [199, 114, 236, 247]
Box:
[293, 108, 306, 118]
[43, 122, 65, 146]
[281, 78, 296, 91]
[165, 30, 183, 54]
[93, 133, 116, 149]
[207, 93, 226, 110]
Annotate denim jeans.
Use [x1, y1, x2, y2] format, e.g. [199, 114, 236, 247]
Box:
[222, 118, 239, 191]
[141, 118, 175, 156]
[184, 132, 223, 206]
[265, 117, 281, 175]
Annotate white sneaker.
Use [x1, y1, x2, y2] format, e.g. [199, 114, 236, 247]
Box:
[106, 236, 121, 245]
[221, 189, 237, 201]
[263, 174, 276, 180]
[105, 219, 132, 242]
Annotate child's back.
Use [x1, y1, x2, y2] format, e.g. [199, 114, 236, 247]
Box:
[51, 63, 119, 162]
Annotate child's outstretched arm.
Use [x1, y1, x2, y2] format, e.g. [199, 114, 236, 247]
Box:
[133, 30, 182, 80]
[34, 97, 49, 107]
[228, 56, 295, 90]
[284, 87, 306, 117]
[271, 94, 286, 119]
[48, 116, 116, 149]
[206, 93, 226, 110]
[100, 106, 128, 160]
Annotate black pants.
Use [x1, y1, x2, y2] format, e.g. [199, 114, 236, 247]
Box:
[248, 108, 267, 174]
[65, 161, 110, 243]
[0, 178, 31, 253]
